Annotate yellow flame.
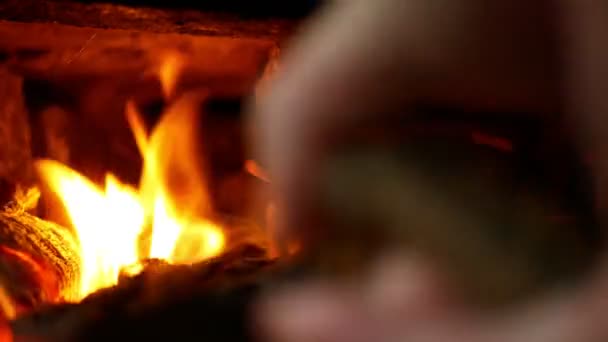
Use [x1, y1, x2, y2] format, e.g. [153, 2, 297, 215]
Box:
[37, 161, 145, 297]
[36, 53, 225, 300]
[149, 196, 181, 260]
[125, 100, 149, 156]
[0, 283, 16, 320]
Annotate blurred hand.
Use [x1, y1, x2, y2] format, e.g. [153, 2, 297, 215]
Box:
[252, 0, 561, 242]
[257, 251, 608, 342]
[251, 0, 608, 341]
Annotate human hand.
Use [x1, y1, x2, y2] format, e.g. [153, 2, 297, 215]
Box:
[251, 0, 608, 341]
[252, 0, 562, 244]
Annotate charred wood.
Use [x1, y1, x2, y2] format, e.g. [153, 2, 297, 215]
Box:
[11, 244, 275, 342]
[0, 201, 79, 315]
[0, 20, 275, 83]
[0, 0, 297, 40]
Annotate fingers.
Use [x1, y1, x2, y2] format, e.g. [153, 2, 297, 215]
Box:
[256, 254, 449, 342]
[492, 266, 608, 342]
[257, 284, 368, 342]
[256, 254, 608, 342]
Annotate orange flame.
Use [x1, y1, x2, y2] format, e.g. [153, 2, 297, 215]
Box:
[36, 54, 225, 300]
[244, 160, 271, 183]
[158, 52, 185, 99]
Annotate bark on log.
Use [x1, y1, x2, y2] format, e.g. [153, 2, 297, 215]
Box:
[0, 201, 80, 315]
[11, 244, 276, 342]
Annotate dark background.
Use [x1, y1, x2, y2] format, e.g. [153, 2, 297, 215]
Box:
[72, 0, 322, 18]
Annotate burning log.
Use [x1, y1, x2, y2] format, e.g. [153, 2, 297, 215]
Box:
[0, 196, 79, 315]
[10, 244, 276, 342]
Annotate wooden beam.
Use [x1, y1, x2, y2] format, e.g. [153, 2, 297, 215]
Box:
[0, 0, 297, 40]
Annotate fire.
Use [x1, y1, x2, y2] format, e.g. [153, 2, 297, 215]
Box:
[37, 164, 145, 297]
[244, 160, 271, 183]
[35, 54, 225, 300]
[158, 52, 185, 99]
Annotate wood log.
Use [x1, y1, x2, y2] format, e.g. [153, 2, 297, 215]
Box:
[11, 244, 276, 342]
[0, 0, 298, 40]
[0, 199, 80, 315]
[0, 20, 276, 83]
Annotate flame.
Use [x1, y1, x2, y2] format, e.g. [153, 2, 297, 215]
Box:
[36, 53, 225, 300]
[0, 284, 16, 320]
[158, 52, 185, 99]
[244, 160, 271, 183]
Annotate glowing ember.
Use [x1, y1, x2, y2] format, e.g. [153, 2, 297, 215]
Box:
[35, 54, 225, 300]
[244, 160, 271, 183]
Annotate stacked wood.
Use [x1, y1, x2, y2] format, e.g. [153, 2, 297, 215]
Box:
[0, 180, 274, 340]
[11, 244, 276, 342]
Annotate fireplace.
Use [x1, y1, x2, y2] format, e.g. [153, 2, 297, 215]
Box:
[0, 1, 303, 340]
[0, 1, 603, 341]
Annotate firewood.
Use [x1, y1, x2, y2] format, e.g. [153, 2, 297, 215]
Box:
[0, 198, 80, 314]
[10, 244, 276, 342]
[0, 19, 275, 86]
[0, 0, 298, 40]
